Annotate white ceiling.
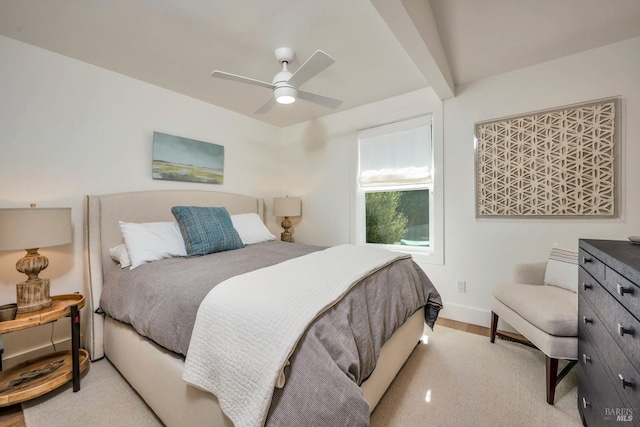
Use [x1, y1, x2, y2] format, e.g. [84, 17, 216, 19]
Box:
[1, 0, 639, 128]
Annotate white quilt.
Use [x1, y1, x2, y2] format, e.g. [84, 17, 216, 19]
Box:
[183, 244, 410, 427]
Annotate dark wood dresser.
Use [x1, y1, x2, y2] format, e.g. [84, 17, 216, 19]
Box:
[578, 239, 640, 426]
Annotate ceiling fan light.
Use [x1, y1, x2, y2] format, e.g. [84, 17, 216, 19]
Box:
[274, 86, 297, 104]
[276, 95, 296, 105]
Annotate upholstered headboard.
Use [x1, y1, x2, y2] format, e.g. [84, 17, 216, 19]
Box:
[83, 190, 265, 360]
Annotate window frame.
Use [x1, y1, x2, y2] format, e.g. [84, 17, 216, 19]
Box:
[354, 113, 444, 265]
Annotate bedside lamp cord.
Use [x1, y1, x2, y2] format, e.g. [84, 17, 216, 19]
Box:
[50, 323, 57, 352]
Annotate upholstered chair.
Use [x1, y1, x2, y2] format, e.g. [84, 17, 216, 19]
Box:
[490, 248, 578, 405]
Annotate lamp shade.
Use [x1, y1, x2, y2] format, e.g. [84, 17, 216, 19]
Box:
[0, 207, 72, 250]
[273, 197, 301, 217]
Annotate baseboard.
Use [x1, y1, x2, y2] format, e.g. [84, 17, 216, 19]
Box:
[438, 303, 491, 327]
[438, 303, 518, 333]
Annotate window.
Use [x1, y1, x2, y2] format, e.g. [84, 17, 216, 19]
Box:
[356, 115, 440, 261]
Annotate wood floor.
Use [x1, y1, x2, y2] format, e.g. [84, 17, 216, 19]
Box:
[0, 404, 24, 427]
[0, 317, 512, 427]
[436, 317, 491, 336]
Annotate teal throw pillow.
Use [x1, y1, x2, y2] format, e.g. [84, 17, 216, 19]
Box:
[171, 206, 244, 257]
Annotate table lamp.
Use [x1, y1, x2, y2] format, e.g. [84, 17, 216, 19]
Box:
[273, 197, 301, 243]
[0, 205, 72, 313]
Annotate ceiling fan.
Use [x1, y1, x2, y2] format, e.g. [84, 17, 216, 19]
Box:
[211, 47, 343, 114]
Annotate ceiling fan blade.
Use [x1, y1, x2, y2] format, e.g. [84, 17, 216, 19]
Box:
[287, 50, 335, 88]
[255, 96, 277, 114]
[211, 70, 273, 90]
[297, 90, 343, 109]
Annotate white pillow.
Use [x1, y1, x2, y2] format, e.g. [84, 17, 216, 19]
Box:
[544, 246, 579, 293]
[119, 221, 187, 269]
[231, 213, 275, 245]
[108, 243, 131, 269]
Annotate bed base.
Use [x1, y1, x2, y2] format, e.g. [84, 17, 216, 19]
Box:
[104, 307, 425, 427]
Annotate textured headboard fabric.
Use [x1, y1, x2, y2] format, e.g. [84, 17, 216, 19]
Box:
[83, 190, 265, 360]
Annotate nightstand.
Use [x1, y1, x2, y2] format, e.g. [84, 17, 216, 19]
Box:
[0, 294, 88, 406]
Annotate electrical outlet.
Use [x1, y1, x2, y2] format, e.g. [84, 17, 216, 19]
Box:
[457, 280, 466, 293]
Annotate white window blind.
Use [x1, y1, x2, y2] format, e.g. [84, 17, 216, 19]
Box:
[358, 115, 432, 187]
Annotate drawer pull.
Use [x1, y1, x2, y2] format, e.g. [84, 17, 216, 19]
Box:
[617, 284, 633, 296]
[583, 316, 593, 325]
[618, 323, 633, 336]
[582, 397, 591, 409]
[582, 354, 591, 364]
[582, 256, 593, 264]
[582, 282, 592, 291]
[619, 374, 633, 389]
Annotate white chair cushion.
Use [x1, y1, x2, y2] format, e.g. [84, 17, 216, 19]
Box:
[493, 283, 578, 337]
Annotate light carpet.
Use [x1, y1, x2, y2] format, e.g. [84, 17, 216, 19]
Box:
[23, 326, 581, 427]
[22, 357, 163, 427]
[370, 326, 581, 427]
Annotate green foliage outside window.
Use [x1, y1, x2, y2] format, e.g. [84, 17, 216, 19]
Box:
[365, 189, 430, 246]
[399, 190, 429, 242]
[365, 192, 408, 244]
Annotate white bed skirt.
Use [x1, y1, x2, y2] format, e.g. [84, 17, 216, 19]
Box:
[103, 307, 425, 427]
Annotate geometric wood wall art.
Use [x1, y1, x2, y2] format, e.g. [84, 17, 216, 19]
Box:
[475, 98, 618, 217]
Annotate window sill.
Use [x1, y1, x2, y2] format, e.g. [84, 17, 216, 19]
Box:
[361, 243, 443, 265]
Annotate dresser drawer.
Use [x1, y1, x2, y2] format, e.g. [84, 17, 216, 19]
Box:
[580, 248, 606, 282]
[605, 266, 640, 318]
[578, 364, 607, 427]
[578, 309, 640, 420]
[578, 325, 629, 415]
[580, 275, 640, 371]
[581, 267, 602, 309]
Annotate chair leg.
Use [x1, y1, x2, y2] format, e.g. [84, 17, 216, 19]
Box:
[490, 311, 498, 343]
[546, 356, 559, 405]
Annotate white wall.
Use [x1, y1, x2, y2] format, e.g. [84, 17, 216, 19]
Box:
[283, 36, 640, 327]
[0, 35, 282, 364]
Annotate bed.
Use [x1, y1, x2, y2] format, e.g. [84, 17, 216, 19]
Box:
[82, 189, 441, 427]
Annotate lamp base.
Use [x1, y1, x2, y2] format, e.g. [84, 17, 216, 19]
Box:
[16, 278, 52, 313]
[280, 231, 293, 243]
[280, 216, 294, 243]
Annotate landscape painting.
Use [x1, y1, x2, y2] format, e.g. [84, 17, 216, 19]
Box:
[152, 132, 224, 184]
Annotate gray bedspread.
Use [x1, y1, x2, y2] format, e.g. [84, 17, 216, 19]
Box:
[100, 241, 442, 426]
[100, 240, 322, 356]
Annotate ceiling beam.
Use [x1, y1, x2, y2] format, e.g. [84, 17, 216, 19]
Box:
[371, 0, 455, 100]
